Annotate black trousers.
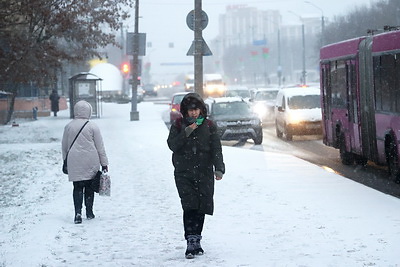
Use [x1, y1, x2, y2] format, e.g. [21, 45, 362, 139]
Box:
[183, 210, 205, 239]
[73, 180, 94, 214]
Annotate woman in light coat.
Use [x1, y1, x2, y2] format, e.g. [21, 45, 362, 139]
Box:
[62, 100, 108, 224]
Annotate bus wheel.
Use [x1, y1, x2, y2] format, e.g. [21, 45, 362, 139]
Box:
[386, 142, 400, 182]
[339, 135, 353, 165]
[354, 155, 368, 166]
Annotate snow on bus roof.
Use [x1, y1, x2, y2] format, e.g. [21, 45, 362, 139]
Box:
[320, 37, 365, 60]
[372, 30, 400, 52]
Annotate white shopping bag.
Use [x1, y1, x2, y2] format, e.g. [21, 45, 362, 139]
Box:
[99, 172, 111, 196]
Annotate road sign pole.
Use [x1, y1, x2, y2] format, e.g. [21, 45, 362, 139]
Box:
[194, 0, 204, 98]
[130, 0, 139, 121]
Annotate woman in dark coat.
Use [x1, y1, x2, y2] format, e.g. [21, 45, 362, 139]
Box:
[49, 89, 60, 116]
[167, 92, 225, 259]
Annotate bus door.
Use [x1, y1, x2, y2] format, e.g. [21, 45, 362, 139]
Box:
[347, 60, 362, 154]
[320, 63, 333, 145]
[331, 60, 351, 148]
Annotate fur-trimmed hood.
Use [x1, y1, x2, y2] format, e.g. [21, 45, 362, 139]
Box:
[180, 92, 207, 117]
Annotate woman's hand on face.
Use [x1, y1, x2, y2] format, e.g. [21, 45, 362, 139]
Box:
[189, 122, 198, 130]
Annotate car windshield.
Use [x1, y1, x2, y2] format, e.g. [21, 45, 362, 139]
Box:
[172, 95, 186, 104]
[254, 90, 278, 101]
[288, 95, 321, 109]
[225, 90, 251, 98]
[213, 102, 251, 116]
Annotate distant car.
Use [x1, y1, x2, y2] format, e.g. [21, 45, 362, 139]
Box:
[250, 88, 280, 123]
[169, 92, 188, 124]
[274, 86, 322, 141]
[142, 84, 158, 96]
[224, 86, 252, 102]
[205, 97, 263, 144]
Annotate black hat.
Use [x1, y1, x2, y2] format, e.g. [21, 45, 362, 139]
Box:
[187, 99, 201, 110]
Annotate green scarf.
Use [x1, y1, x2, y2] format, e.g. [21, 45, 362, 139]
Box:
[196, 116, 205, 125]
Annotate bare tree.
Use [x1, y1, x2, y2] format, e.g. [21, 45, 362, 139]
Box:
[324, 0, 400, 45]
[0, 0, 133, 124]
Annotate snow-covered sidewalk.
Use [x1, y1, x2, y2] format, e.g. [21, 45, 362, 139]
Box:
[0, 102, 399, 266]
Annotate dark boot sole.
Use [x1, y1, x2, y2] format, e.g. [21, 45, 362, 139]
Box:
[185, 253, 195, 259]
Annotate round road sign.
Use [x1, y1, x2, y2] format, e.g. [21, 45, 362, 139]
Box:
[186, 10, 208, 31]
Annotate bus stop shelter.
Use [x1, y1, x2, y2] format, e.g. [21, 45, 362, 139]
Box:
[68, 72, 102, 119]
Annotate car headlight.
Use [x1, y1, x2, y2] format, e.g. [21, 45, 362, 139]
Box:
[288, 113, 303, 124]
[253, 103, 267, 118]
[216, 121, 227, 127]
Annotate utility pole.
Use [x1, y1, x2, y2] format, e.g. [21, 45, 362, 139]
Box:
[130, 0, 139, 121]
[301, 23, 306, 85]
[277, 28, 282, 87]
[304, 1, 325, 47]
[194, 0, 204, 98]
[289, 11, 306, 85]
[120, 23, 126, 95]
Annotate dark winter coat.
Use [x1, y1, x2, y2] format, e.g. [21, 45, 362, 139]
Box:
[49, 90, 60, 112]
[167, 93, 225, 215]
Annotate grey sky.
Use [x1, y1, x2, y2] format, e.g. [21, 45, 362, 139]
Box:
[124, 0, 373, 84]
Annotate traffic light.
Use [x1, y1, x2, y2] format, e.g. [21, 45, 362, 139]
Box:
[121, 62, 130, 74]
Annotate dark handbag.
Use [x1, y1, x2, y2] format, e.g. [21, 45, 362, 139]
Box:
[90, 170, 102, 193]
[62, 121, 89, 174]
[62, 159, 68, 174]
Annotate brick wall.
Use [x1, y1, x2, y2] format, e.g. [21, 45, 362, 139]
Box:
[0, 96, 68, 123]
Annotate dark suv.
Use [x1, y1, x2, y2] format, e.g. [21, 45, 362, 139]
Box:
[142, 83, 158, 96]
[205, 97, 263, 144]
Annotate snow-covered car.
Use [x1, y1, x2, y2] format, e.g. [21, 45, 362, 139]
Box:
[205, 97, 263, 144]
[274, 86, 322, 141]
[224, 86, 252, 102]
[169, 92, 188, 124]
[250, 87, 280, 123]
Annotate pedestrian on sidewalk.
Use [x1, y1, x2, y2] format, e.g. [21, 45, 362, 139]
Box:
[167, 92, 225, 259]
[49, 89, 60, 117]
[62, 100, 109, 224]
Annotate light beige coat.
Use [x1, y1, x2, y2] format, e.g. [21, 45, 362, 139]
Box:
[62, 100, 108, 182]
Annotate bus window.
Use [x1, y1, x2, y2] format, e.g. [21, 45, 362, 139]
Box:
[374, 54, 396, 112]
[331, 60, 347, 108]
[347, 61, 358, 123]
[396, 54, 400, 113]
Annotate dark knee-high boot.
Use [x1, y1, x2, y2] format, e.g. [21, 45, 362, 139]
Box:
[73, 181, 84, 224]
[84, 180, 95, 219]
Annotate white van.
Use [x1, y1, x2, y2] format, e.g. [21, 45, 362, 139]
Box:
[274, 86, 322, 141]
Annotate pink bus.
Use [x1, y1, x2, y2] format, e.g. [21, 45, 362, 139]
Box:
[320, 29, 400, 182]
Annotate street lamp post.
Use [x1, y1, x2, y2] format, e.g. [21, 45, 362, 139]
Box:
[288, 11, 306, 85]
[277, 28, 282, 86]
[265, 18, 282, 87]
[304, 1, 325, 47]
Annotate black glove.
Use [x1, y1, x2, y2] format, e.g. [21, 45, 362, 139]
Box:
[102, 166, 108, 172]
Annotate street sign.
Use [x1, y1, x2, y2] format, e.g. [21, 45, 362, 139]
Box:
[186, 38, 212, 56]
[186, 10, 208, 31]
[126, 33, 146, 56]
